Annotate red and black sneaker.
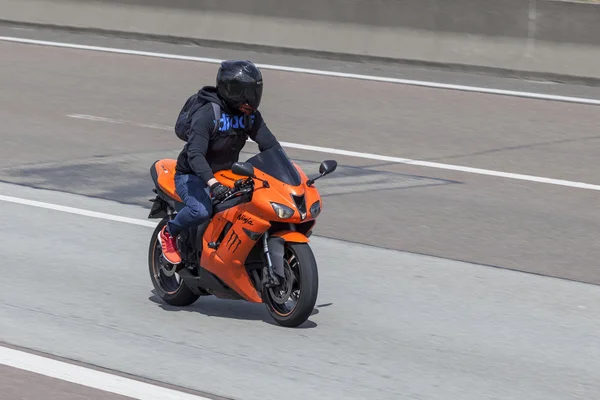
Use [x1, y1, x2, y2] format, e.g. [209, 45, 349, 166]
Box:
[158, 226, 181, 265]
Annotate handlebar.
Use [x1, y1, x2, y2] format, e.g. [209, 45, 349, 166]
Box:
[211, 178, 254, 206]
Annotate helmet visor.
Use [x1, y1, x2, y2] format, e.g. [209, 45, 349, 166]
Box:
[225, 82, 263, 110]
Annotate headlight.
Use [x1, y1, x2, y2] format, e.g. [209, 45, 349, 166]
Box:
[310, 200, 321, 218]
[271, 202, 295, 219]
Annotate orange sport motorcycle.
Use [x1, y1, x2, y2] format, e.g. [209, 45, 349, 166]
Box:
[147, 146, 337, 327]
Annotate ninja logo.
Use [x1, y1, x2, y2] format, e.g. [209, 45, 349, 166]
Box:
[237, 214, 254, 225]
[226, 230, 242, 253]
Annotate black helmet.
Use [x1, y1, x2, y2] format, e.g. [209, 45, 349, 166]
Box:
[216, 60, 263, 112]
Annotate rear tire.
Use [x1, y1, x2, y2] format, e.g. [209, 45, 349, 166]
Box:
[148, 218, 200, 307]
[263, 242, 319, 328]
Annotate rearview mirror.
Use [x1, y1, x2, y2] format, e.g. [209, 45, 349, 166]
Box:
[232, 162, 255, 177]
[307, 160, 338, 187]
[319, 160, 337, 175]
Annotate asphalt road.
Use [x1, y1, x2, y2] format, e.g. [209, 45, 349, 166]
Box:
[3, 182, 600, 400]
[3, 22, 600, 100]
[1, 362, 134, 400]
[1, 32, 600, 283]
[2, 27, 600, 400]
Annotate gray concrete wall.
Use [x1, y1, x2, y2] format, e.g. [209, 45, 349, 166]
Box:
[1, 0, 599, 81]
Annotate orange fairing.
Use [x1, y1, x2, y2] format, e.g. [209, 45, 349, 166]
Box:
[154, 159, 182, 202]
[271, 230, 309, 243]
[201, 208, 271, 303]
[214, 170, 249, 189]
[192, 147, 328, 303]
[214, 165, 322, 225]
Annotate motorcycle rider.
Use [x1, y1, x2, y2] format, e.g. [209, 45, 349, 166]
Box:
[159, 60, 280, 265]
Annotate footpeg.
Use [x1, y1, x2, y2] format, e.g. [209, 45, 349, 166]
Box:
[208, 241, 220, 249]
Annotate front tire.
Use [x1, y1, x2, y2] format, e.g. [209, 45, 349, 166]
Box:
[263, 242, 319, 328]
[148, 218, 200, 306]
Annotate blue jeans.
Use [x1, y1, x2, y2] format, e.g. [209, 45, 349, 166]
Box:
[166, 173, 213, 237]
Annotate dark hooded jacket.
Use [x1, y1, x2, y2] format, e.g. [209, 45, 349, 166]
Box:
[175, 86, 280, 183]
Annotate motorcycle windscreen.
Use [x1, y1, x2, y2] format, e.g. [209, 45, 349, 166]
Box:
[245, 146, 302, 186]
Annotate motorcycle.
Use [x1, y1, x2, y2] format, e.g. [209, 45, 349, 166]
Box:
[146, 146, 337, 327]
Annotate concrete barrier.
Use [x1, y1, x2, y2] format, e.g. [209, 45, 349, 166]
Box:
[1, 0, 600, 82]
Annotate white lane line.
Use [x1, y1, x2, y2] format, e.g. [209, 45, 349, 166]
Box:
[66, 113, 600, 191]
[68, 113, 172, 130]
[282, 143, 600, 190]
[3, 35, 600, 107]
[0, 194, 157, 227]
[0, 346, 211, 400]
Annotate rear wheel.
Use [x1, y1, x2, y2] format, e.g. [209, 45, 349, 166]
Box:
[148, 218, 200, 306]
[263, 242, 319, 327]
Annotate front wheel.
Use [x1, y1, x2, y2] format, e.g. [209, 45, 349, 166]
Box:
[263, 242, 319, 328]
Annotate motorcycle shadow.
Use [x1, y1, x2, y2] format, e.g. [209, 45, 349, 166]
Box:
[148, 291, 320, 329]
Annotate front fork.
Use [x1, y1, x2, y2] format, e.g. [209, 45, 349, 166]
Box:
[262, 232, 286, 288]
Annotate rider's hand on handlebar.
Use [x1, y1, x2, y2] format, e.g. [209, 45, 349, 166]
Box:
[210, 182, 229, 201]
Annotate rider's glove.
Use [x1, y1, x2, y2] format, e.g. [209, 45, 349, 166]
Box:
[210, 182, 229, 201]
